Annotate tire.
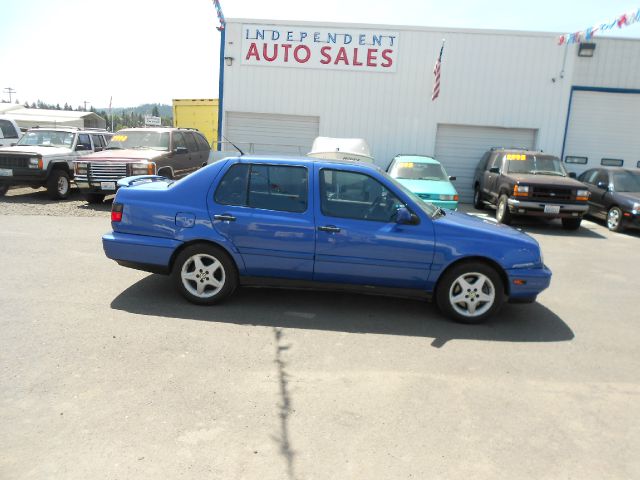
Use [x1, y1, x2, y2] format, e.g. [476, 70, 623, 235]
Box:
[0, 183, 8, 197]
[495, 194, 512, 225]
[473, 185, 484, 210]
[85, 193, 105, 204]
[158, 168, 173, 180]
[606, 206, 624, 232]
[172, 243, 238, 305]
[436, 261, 505, 324]
[46, 169, 70, 199]
[561, 218, 582, 230]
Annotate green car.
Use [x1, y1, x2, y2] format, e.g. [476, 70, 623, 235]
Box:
[387, 155, 459, 210]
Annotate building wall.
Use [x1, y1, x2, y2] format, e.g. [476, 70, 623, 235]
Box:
[222, 19, 579, 166]
[572, 38, 640, 88]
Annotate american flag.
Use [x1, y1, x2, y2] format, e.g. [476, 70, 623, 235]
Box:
[432, 40, 445, 101]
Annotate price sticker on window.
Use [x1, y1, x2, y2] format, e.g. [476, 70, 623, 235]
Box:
[112, 135, 128, 142]
[506, 154, 527, 160]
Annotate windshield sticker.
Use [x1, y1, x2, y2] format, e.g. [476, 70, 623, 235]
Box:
[506, 154, 527, 160]
[112, 135, 128, 142]
[398, 162, 414, 168]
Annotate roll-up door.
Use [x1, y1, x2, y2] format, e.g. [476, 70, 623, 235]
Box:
[563, 90, 640, 174]
[434, 124, 537, 202]
[225, 112, 320, 155]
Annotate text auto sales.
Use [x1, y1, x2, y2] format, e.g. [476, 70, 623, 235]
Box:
[242, 26, 399, 71]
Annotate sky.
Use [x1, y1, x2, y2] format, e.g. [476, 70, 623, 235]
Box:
[1, 0, 639, 109]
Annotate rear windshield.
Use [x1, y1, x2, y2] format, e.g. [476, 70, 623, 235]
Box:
[107, 131, 169, 151]
[389, 159, 448, 181]
[505, 154, 568, 176]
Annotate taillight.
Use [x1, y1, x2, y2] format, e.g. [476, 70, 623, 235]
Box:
[111, 203, 123, 222]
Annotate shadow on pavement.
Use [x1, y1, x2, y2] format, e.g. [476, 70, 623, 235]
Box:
[111, 274, 575, 348]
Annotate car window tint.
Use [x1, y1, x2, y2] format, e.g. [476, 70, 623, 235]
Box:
[91, 134, 104, 149]
[320, 169, 404, 222]
[594, 171, 609, 187]
[78, 133, 91, 147]
[173, 132, 187, 149]
[488, 154, 501, 170]
[581, 170, 598, 184]
[248, 165, 308, 213]
[184, 132, 199, 152]
[195, 133, 210, 151]
[214, 164, 249, 206]
[0, 119, 19, 138]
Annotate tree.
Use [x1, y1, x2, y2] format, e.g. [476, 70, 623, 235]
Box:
[152, 104, 160, 117]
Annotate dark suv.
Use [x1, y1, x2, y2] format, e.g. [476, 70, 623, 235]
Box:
[472, 148, 590, 230]
[74, 127, 211, 203]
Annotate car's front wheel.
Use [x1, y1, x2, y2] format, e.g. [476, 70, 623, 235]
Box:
[436, 261, 505, 324]
[85, 193, 106, 204]
[0, 183, 8, 196]
[496, 194, 512, 225]
[561, 218, 582, 230]
[46, 169, 70, 199]
[473, 186, 484, 210]
[172, 244, 238, 305]
[606, 206, 624, 232]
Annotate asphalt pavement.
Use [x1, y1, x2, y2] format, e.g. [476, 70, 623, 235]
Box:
[0, 199, 638, 479]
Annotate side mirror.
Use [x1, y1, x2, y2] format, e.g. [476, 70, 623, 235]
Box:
[568, 172, 576, 178]
[448, 176, 456, 181]
[395, 207, 413, 225]
[596, 181, 608, 190]
[175, 146, 188, 154]
[489, 167, 500, 174]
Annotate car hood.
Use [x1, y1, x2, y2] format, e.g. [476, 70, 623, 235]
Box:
[0, 145, 73, 156]
[396, 178, 457, 195]
[507, 173, 585, 187]
[80, 149, 167, 162]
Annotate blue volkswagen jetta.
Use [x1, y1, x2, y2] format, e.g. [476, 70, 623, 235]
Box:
[103, 156, 551, 324]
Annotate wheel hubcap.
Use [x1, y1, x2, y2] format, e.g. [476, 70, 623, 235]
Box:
[449, 272, 495, 318]
[58, 177, 68, 194]
[181, 254, 225, 298]
[608, 210, 620, 229]
[497, 200, 505, 219]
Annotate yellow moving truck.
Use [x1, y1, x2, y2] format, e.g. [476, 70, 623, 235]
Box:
[172, 99, 218, 147]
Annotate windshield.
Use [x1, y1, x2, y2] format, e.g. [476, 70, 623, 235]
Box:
[389, 158, 448, 181]
[381, 170, 439, 217]
[107, 131, 170, 151]
[612, 171, 640, 192]
[17, 130, 75, 148]
[505, 154, 568, 176]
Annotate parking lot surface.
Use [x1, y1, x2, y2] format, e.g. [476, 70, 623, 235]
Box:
[1, 187, 639, 479]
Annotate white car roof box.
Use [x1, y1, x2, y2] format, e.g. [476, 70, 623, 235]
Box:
[308, 136, 374, 163]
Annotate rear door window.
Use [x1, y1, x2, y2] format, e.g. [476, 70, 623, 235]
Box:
[248, 165, 308, 213]
[195, 133, 211, 151]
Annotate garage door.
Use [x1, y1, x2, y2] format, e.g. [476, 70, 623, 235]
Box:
[434, 124, 537, 202]
[225, 112, 320, 155]
[563, 90, 640, 174]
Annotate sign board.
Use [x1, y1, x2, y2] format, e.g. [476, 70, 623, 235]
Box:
[242, 24, 399, 73]
[144, 115, 161, 126]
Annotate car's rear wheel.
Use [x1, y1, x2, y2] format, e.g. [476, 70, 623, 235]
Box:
[496, 194, 512, 225]
[436, 261, 505, 324]
[606, 206, 624, 232]
[0, 183, 8, 196]
[85, 193, 106, 204]
[561, 218, 582, 230]
[46, 169, 70, 199]
[172, 244, 237, 305]
[473, 186, 484, 210]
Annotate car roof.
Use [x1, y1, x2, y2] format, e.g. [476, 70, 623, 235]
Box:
[392, 154, 439, 164]
[229, 154, 383, 171]
[489, 148, 554, 156]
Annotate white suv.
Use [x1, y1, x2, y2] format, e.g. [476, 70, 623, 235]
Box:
[0, 126, 111, 199]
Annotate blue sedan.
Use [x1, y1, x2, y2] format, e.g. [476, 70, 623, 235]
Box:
[103, 156, 551, 324]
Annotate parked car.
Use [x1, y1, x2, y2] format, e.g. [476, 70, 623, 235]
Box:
[473, 148, 590, 230]
[0, 117, 22, 149]
[307, 137, 374, 163]
[102, 156, 551, 324]
[0, 126, 111, 199]
[578, 167, 640, 232]
[74, 127, 211, 204]
[387, 155, 459, 210]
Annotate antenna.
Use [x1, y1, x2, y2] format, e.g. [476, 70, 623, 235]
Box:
[222, 135, 244, 155]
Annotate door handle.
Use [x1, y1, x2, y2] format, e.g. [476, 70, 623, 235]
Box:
[318, 225, 341, 233]
[214, 214, 236, 222]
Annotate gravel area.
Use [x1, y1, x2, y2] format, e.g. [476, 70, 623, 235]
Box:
[0, 186, 111, 217]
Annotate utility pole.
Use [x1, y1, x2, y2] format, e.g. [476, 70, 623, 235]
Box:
[83, 100, 90, 111]
[3, 87, 16, 103]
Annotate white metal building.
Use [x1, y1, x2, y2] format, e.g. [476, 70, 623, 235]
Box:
[0, 104, 106, 130]
[219, 19, 640, 201]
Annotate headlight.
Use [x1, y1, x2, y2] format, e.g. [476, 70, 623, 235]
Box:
[28, 157, 42, 169]
[75, 162, 87, 175]
[576, 189, 590, 201]
[129, 162, 156, 176]
[513, 184, 529, 196]
[438, 194, 459, 201]
[632, 203, 640, 215]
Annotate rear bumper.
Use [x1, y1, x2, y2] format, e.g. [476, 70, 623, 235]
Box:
[507, 199, 588, 218]
[506, 264, 552, 301]
[102, 231, 182, 274]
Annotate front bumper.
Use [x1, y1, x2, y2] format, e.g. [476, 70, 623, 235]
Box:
[102, 231, 182, 274]
[0, 168, 48, 186]
[506, 264, 552, 301]
[76, 180, 121, 194]
[507, 198, 588, 218]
